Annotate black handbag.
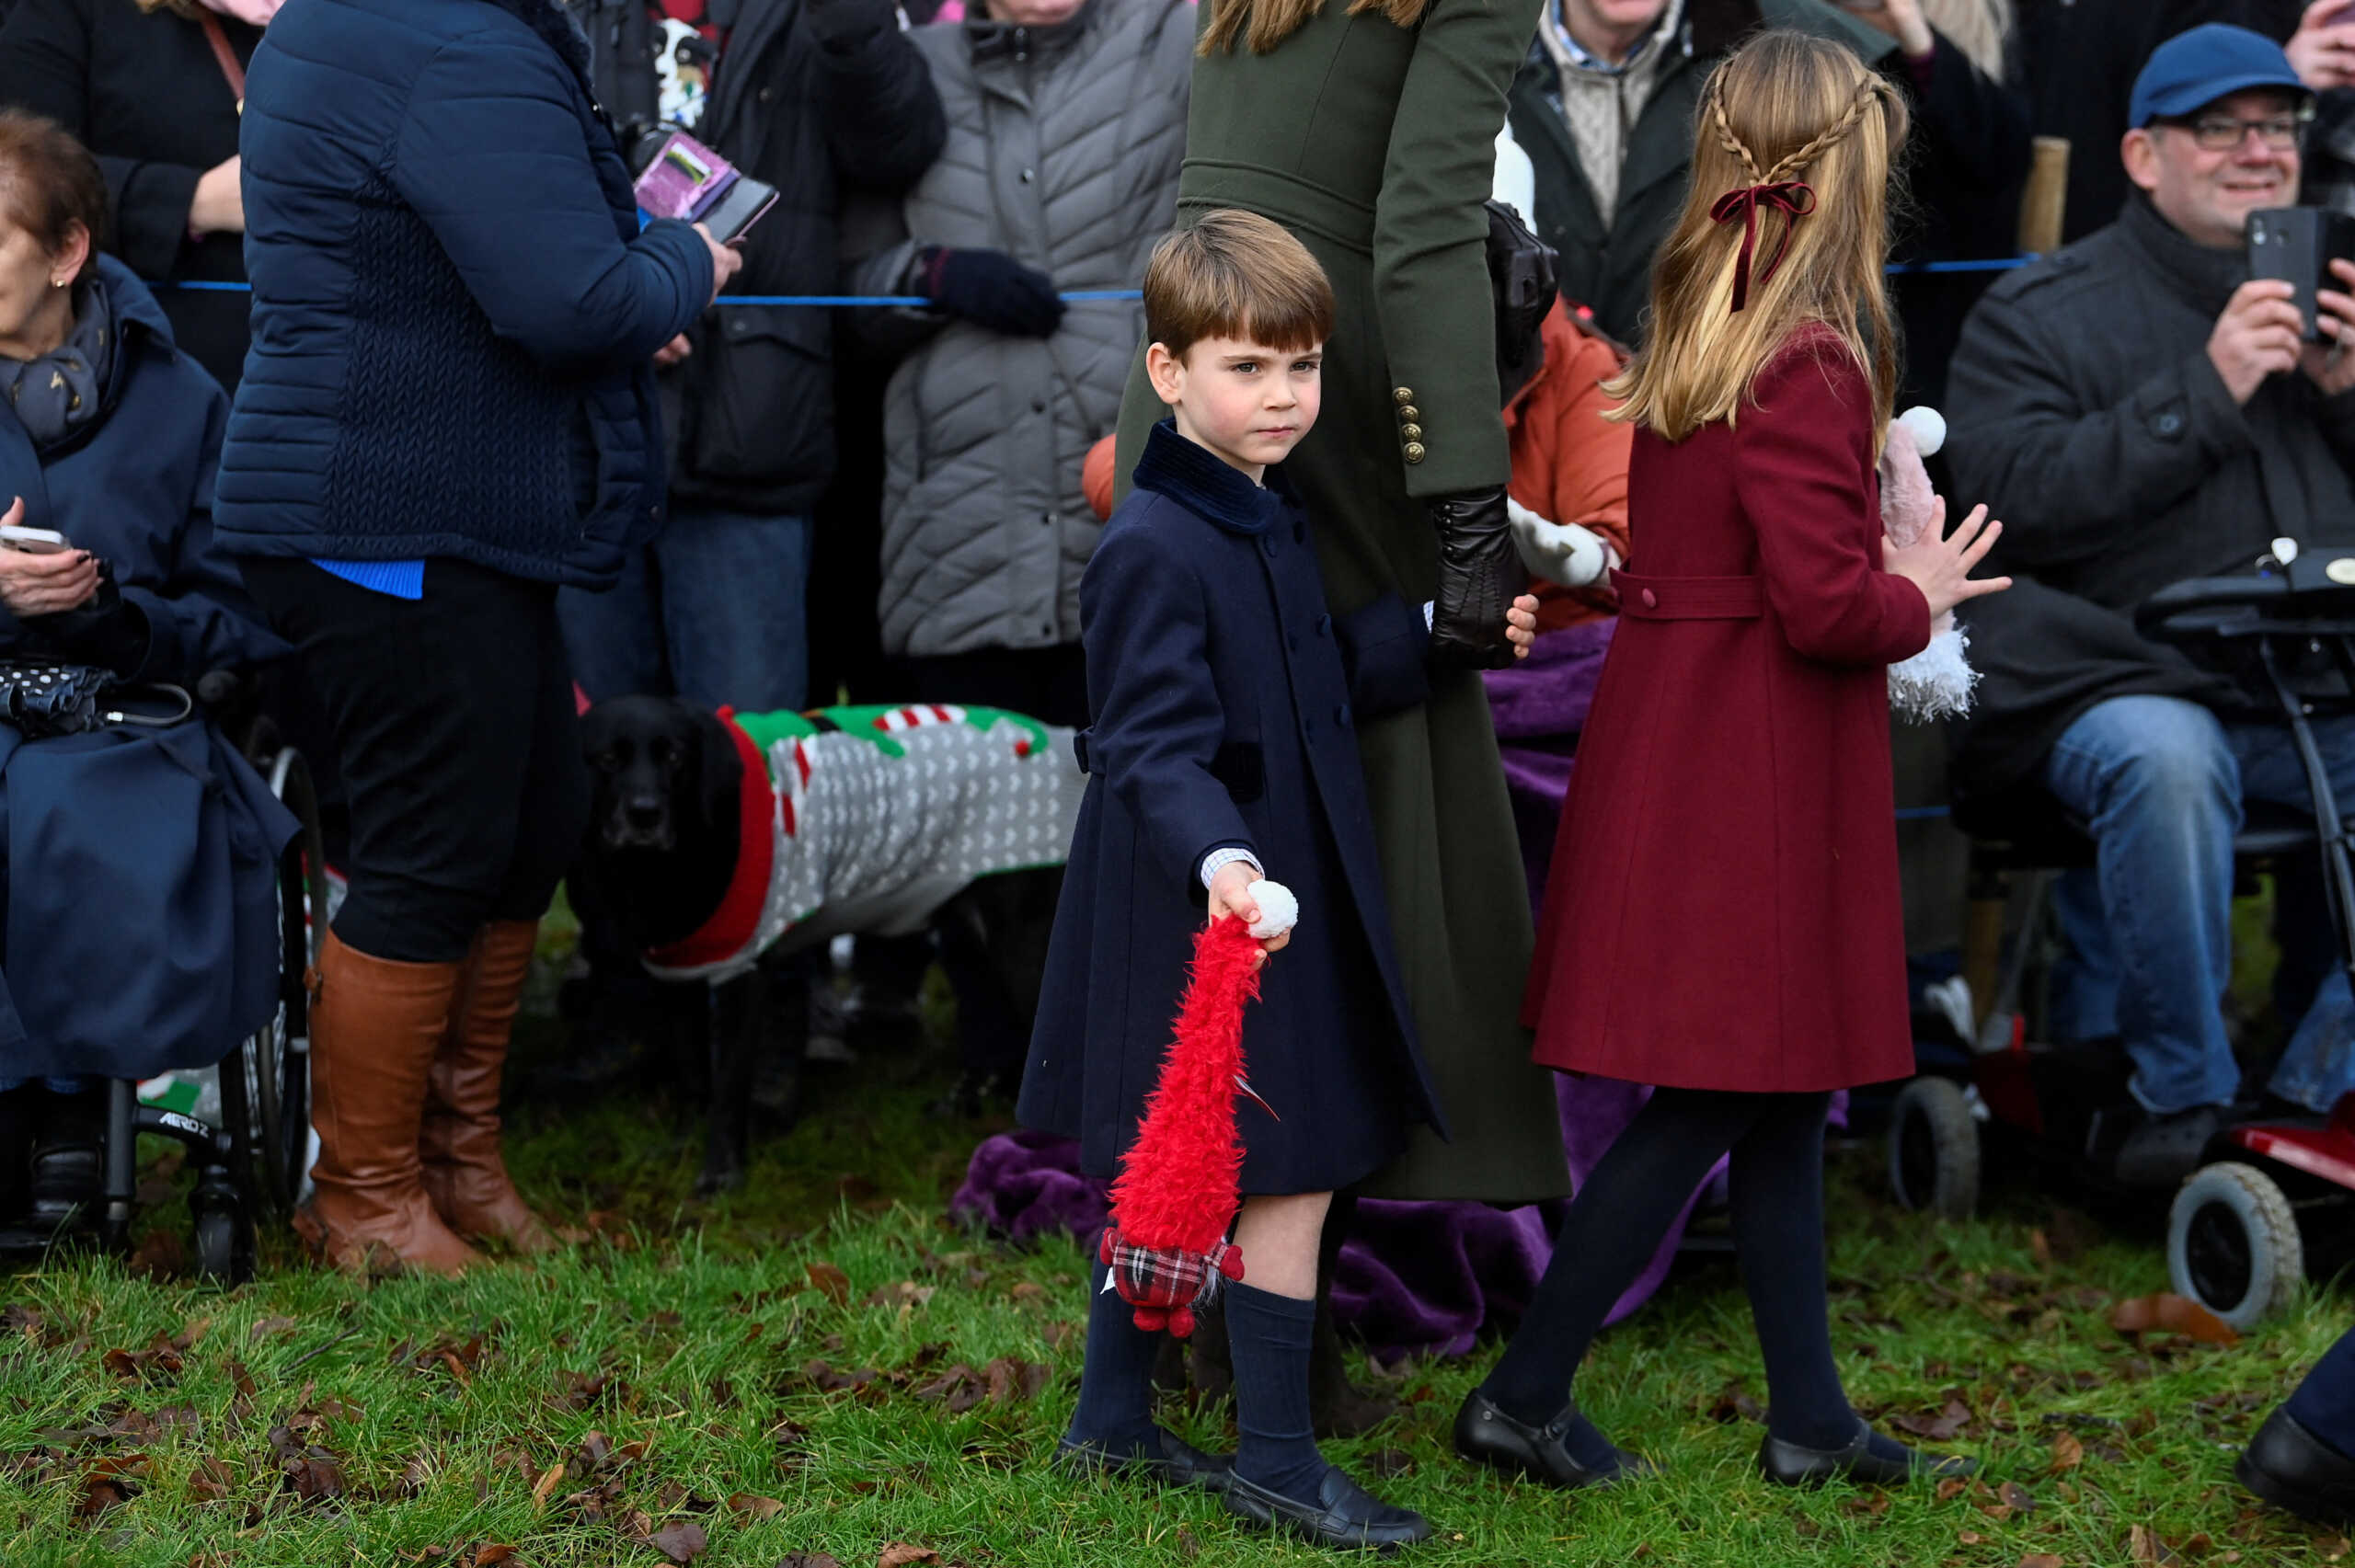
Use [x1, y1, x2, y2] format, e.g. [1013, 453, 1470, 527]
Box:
[0, 659, 190, 739]
[1486, 197, 1560, 407]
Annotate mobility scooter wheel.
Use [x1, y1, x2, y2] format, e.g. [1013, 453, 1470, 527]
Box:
[1888, 1076, 1980, 1219]
[2168, 1162, 2303, 1330]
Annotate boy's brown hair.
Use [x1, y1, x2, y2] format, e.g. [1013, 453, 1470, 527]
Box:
[1143, 211, 1334, 365]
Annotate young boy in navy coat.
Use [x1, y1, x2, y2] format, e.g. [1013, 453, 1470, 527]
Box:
[1018, 210, 1534, 1551]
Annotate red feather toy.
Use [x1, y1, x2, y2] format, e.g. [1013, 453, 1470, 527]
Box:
[1099, 914, 1270, 1336]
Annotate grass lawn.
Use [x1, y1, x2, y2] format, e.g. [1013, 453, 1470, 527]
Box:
[1, 948, 2349, 1568]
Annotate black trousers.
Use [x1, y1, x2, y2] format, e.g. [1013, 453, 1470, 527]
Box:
[239, 556, 587, 965]
[904, 642, 1089, 731]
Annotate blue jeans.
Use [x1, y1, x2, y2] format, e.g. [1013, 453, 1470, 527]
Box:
[557, 504, 812, 712]
[2041, 694, 2355, 1116]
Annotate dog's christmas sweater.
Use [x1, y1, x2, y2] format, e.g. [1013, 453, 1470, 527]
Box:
[642, 704, 1085, 984]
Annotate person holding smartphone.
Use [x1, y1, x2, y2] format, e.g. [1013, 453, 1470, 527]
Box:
[215, 0, 731, 1276]
[0, 111, 294, 1230]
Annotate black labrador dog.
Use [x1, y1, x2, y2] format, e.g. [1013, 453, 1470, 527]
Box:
[572, 695, 1060, 1192]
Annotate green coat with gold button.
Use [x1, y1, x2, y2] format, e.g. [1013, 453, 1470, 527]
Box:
[1114, 0, 1568, 1203]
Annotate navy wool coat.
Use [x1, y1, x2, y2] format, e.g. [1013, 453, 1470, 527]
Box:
[0, 258, 297, 1081]
[1017, 422, 1442, 1196]
[215, 0, 713, 589]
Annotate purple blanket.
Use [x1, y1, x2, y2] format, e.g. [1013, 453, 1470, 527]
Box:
[952, 622, 1819, 1359]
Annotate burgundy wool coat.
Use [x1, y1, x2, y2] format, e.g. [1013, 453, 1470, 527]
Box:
[1524, 326, 1934, 1093]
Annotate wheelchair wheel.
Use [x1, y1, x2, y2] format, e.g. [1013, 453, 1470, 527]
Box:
[219, 750, 327, 1219]
[191, 1201, 251, 1284]
[1888, 1076, 1981, 1219]
[2169, 1162, 2303, 1330]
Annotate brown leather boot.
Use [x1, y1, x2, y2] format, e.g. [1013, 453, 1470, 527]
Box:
[302, 931, 481, 1276]
[419, 920, 557, 1254]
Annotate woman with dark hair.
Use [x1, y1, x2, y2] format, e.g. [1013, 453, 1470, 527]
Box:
[1109, 0, 1575, 1361]
[0, 109, 294, 1227]
[0, 0, 270, 395]
[216, 0, 730, 1276]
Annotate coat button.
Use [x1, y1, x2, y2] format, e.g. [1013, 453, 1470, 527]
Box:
[1403, 441, 1426, 464]
[1396, 405, 1419, 422]
[1639, 588, 1658, 610]
[1336, 704, 1351, 728]
[1393, 386, 1414, 405]
[1400, 422, 1423, 441]
[1315, 613, 1331, 636]
[1020, 167, 1035, 183]
[2155, 410, 2184, 435]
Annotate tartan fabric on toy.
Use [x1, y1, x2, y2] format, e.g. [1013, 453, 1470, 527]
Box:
[1099, 1231, 1245, 1338]
[1102, 914, 1273, 1336]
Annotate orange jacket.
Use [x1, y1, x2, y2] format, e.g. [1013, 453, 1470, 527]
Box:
[1507, 301, 1632, 632]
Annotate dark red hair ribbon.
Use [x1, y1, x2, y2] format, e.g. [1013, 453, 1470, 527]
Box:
[1709, 180, 1817, 312]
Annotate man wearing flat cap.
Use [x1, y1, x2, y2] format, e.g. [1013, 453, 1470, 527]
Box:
[1946, 23, 2355, 1186]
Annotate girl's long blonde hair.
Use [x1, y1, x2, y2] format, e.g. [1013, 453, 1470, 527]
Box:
[1608, 30, 1908, 445]
[1198, 0, 1430, 56]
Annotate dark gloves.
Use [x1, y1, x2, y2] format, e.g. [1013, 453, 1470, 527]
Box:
[917, 246, 1065, 338]
[24, 565, 150, 679]
[1426, 487, 1524, 670]
[803, 0, 897, 52]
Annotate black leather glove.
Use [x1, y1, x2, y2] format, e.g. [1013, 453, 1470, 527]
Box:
[1426, 487, 1523, 670]
[916, 246, 1066, 338]
[24, 565, 149, 678]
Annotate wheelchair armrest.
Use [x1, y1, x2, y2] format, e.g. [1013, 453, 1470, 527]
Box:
[2133, 574, 2286, 644]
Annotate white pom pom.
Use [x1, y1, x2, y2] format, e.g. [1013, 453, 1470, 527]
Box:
[1896, 406, 1947, 457]
[1246, 879, 1298, 940]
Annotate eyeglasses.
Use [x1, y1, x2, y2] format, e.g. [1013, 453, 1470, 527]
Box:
[2161, 109, 2312, 153]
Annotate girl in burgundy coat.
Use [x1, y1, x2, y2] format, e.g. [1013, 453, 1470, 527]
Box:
[1453, 30, 2011, 1492]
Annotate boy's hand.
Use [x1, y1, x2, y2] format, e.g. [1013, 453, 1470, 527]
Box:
[1209, 860, 1291, 963]
[1505, 593, 1539, 659]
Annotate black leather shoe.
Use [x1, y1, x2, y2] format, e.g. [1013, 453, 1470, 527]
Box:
[1223, 1464, 1431, 1553]
[2237, 1407, 2355, 1526]
[1759, 1421, 1975, 1487]
[2114, 1104, 2224, 1188]
[1453, 1389, 1653, 1488]
[1054, 1427, 1233, 1494]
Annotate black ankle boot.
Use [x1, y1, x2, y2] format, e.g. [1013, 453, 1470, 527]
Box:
[27, 1082, 104, 1230]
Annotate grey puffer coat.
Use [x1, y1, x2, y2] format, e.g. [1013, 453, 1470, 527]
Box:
[848, 0, 1190, 660]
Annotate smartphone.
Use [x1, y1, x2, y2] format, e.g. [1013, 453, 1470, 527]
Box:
[2248, 207, 2355, 343]
[0, 524, 71, 555]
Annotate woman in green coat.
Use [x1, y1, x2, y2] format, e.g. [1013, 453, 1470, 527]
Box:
[1113, 0, 1568, 1208]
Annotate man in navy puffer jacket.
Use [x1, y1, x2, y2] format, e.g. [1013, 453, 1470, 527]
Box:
[217, 0, 730, 1277]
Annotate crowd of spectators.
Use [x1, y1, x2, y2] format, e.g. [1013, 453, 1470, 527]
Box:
[0, 0, 2345, 1296]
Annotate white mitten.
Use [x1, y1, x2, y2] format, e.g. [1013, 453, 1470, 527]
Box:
[1246, 879, 1299, 940]
[1508, 498, 1612, 588]
[1888, 622, 1978, 722]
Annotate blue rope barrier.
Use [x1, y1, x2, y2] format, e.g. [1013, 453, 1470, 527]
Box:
[155, 260, 2035, 303]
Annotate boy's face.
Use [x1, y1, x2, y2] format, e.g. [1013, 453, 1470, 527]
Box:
[1146, 334, 1323, 480]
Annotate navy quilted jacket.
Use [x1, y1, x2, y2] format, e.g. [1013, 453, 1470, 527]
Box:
[215, 0, 713, 588]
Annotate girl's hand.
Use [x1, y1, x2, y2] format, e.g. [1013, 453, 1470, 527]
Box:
[1881, 495, 2011, 620]
[1505, 593, 1539, 658]
[1208, 860, 1291, 964]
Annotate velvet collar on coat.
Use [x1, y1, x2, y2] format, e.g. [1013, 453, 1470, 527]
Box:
[1131, 418, 1297, 536]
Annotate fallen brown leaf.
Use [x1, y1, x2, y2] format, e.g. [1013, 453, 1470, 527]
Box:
[728, 1493, 785, 1521]
[775, 1557, 844, 1568]
[2001, 1481, 2038, 1513]
[877, 1547, 940, 1568]
[2109, 1294, 2239, 1348]
[2130, 1524, 2179, 1564]
[647, 1520, 707, 1563]
[2051, 1431, 2084, 1473]
[2018, 1556, 2065, 1568]
[531, 1462, 565, 1510]
[186, 1456, 234, 1503]
[806, 1262, 853, 1305]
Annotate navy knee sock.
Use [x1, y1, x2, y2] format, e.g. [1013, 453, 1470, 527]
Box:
[1063, 1241, 1164, 1456]
[2287, 1324, 2355, 1459]
[1225, 1282, 1327, 1501]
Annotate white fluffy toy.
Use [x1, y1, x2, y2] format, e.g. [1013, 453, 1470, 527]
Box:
[1878, 406, 1980, 722]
